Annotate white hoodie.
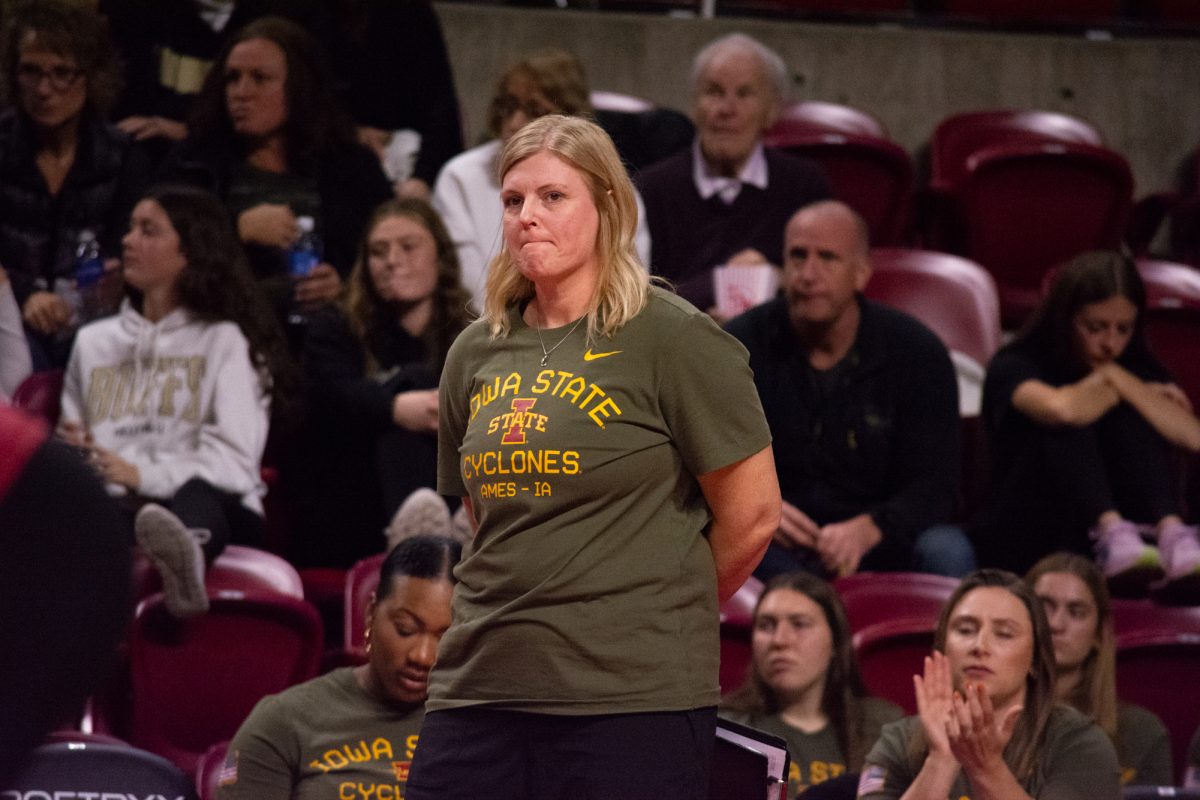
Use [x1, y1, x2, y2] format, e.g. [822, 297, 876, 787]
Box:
[60, 300, 268, 514]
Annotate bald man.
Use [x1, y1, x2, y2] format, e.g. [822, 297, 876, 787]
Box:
[726, 200, 973, 579]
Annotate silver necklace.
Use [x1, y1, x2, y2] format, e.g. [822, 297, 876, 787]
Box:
[534, 308, 585, 367]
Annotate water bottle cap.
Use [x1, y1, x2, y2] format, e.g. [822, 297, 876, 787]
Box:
[297, 216, 315, 233]
[78, 228, 97, 243]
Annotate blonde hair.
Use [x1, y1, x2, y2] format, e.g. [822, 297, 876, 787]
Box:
[482, 114, 649, 342]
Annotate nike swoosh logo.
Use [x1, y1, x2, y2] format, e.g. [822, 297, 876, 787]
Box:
[584, 349, 622, 361]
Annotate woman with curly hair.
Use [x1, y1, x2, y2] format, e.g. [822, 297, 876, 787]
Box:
[722, 571, 903, 798]
[294, 198, 473, 567]
[0, 0, 147, 366]
[160, 15, 391, 329]
[58, 184, 291, 619]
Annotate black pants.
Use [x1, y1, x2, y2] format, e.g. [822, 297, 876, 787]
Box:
[124, 477, 263, 563]
[406, 706, 717, 800]
[974, 402, 1182, 572]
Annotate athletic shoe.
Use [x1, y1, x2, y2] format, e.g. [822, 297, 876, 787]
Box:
[384, 488, 452, 553]
[135, 504, 210, 619]
[1152, 522, 1200, 604]
[1092, 518, 1163, 597]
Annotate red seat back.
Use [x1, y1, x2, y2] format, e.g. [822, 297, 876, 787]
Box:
[10, 369, 64, 425]
[343, 552, 387, 660]
[133, 545, 304, 602]
[852, 617, 937, 714]
[959, 141, 1132, 327]
[767, 101, 888, 139]
[835, 572, 958, 633]
[931, 109, 1103, 190]
[866, 248, 1002, 366]
[127, 591, 322, 776]
[1115, 628, 1200, 785]
[717, 576, 763, 695]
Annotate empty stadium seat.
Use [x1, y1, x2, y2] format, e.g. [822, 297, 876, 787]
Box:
[125, 591, 322, 775]
[852, 616, 937, 714]
[1115, 627, 1200, 784]
[769, 101, 889, 139]
[866, 248, 1002, 367]
[930, 109, 1104, 191]
[956, 141, 1133, 327]
[835, 571, 958, 633]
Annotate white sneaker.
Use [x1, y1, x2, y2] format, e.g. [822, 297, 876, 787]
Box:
[384, 489, 452, 553]
[135, 504, 210, 618]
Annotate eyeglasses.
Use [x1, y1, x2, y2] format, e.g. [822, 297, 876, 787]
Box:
[493, 93, 557, 121]
[16, 63, 83, 92]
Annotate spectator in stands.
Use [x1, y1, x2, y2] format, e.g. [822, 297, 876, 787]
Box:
[324, 0, 464, 200]
[293, 198, 473, 568]
[58, 185, 291, 619]
[0, 266, 32, 400]
[218, 534, 459, 799]
[101, 0, 326, 161]
[721, 571, 903, 798]
[0, 405, 131, 784]
[636, 32, 829, 312]
[432, 47, 650, 311]
[1025, 552, 1172, 786]
[160, 16, 392, 330]
[726, 200, 971, 581]
[972, 251, 1200, 599]
[0, 0, 147, 368]
[407, 114, 779, 800]
[860, 569, 1121, 800]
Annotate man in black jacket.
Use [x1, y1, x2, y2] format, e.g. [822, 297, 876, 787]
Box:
[726, 200, 974, 579]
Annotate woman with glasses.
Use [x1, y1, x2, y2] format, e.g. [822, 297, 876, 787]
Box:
[431, 48, 650, 312]
[0, 0, 148, 368]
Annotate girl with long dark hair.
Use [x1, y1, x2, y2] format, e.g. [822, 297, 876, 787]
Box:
[972, 251, 1200, 600]
[59, 184, 290, 618]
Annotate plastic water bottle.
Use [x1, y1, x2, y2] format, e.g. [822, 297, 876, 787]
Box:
[74, 228, 105, 325]
[287, 216, 320, 324]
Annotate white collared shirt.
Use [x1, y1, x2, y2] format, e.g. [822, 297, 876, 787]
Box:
[692, 140, 769, 205]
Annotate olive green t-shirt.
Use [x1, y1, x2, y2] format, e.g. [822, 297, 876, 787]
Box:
[433, 288, 772, 714]
[219, 668, 424, 800]
[723, 696, 904, 797]
[1116, 703, 1172, 787]
[859, 705, 1121, 800]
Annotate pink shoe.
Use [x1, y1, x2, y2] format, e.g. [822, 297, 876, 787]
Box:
[1092, 519, 1163, 597]
[1152, 522, 1200, 604]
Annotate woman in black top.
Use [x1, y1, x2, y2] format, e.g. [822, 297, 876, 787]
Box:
[972, 251, 1200, 600]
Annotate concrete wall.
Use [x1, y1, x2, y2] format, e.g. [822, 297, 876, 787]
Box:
[435, 3, 1200, 195]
